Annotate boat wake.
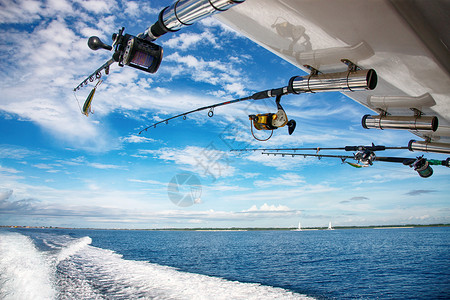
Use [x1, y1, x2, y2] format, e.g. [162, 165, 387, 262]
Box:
[0, 232, 56, 299]
[0, 231, 313, 299]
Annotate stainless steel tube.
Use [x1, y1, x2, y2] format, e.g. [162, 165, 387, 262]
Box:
[362, 115, 438, 131]
[143, 0, 245, 40]
[289, 69, 377, 93]
[408, 140, 450, 154]
[163, 0, 243, 30]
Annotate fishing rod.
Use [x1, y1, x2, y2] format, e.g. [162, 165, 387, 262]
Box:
[261, 150, 449, 178]
[139, 60, 378, 140]
[139, 94, 254, 134]
[231, 144, 408, 152]
[137, 89, 296, 135]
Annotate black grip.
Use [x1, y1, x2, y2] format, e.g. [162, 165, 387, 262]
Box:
[370, 145, 386, 151]
[150, 7, 176, 38]
[344, 145, 386, 151]
[251, 91, 270, 100]
[251, 87, 286, 100]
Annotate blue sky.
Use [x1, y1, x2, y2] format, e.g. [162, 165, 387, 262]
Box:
[0, 0, 449, 229]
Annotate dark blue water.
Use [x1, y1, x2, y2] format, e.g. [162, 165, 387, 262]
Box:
[2, 227, 450, 299]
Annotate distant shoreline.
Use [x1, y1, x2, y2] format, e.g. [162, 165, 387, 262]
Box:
[2, 224, 449, 231]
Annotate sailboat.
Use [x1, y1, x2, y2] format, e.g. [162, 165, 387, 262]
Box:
[328, 221, 334, 230]
[292, 221, 302, 231]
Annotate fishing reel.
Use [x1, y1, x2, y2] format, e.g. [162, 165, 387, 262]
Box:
[88, 27, 163, 74]
[403, 156, 434, 178]
[248, 95, 296, 141]
[354, 149, 376, 166]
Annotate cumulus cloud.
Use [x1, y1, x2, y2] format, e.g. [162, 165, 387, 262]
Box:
[146, 146, 236, 180]
[0, 1, 160, 152]
[164, 31, 219, 51]
[163, 52, 248, 96]
[0, 188, 298, 226]
[0, 190, 40, 214]
[0, 189, 13, 201]
[243, 203, 292, 212]
[75, 0, 115, 14]
[0, 0, 43, 23]
[0, 15, 116, 150]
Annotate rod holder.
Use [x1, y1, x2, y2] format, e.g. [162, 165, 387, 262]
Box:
[362, 115, 438, 132]
[142, 0, 245, 40]
[288, 69, 377, 94]
[408, 140, 450, 154]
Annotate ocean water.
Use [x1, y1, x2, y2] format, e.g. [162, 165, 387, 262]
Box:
[0, 227, 449, 299]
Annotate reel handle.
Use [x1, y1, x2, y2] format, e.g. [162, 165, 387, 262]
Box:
[88, 36, 112, 51]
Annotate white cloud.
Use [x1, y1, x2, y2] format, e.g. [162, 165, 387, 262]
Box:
[32, 163, 53, 170]
[224, 82, 246, 96]
[0, 3, 256, 152]
[243, 151, 316, 170]
[163, 52, 248, 96]
[254, 173, 305, 188]
[46, 0, 73, 13]
[148, 146, 236, 179]
[128, 179, 164, 185]
[244, 203, 292, 212]
[124, 1, 139, 16]
[0, 17, 119, 151]
[0, 0, 42, 23]
[164, 31, 219, 51]
[88, 162, 124, 170]
[121, 134, 156, 144]
[75, 0, 114, 14]
[0, 165, 21, 174]
[0, 145, 38, 159]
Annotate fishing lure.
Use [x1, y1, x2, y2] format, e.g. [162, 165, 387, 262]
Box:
[79, 79, 102, 117]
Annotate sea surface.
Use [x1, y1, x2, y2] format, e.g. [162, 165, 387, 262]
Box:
[0, 227, 449, 299]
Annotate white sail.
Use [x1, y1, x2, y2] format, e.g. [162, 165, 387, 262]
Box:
[292, 221, 302, 231]
[328, 221, 334, 230]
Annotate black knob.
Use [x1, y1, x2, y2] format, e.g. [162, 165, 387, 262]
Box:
[88, 36, 112, 51]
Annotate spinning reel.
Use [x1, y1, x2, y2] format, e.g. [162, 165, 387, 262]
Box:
[248, 95, 296, 141]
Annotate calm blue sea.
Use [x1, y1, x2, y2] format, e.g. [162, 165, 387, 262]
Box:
[0, 227, 449, 299]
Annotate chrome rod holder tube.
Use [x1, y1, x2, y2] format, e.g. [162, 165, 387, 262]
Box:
[288, 69, 377, 93]
[408, 140, 450, 154]
[141, 0, 245, 40]
[362, 115, 438, 132]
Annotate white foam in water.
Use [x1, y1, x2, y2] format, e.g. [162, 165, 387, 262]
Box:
[1, 232, 314, 299]
[56, 236, 92, 263]
[0, 232, 56, 300]
[56, 243, 315, 299]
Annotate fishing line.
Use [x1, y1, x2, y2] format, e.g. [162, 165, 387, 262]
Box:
[250, 118, 273, 141]
[73, 90, 83, 114]
[74, 79, 102, 116]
